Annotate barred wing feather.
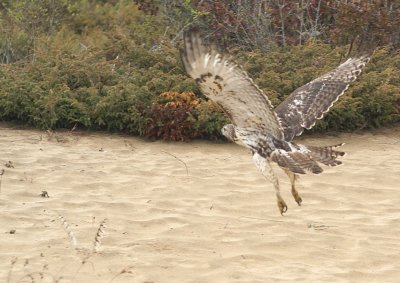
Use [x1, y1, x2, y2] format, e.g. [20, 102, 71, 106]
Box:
[275, 56, 370, 141]
[181, 29, 283, 140]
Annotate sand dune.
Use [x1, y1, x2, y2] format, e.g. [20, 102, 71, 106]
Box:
[1, 123, 400, 282]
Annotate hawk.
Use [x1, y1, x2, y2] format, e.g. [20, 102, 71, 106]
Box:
[181, 29, 369, 214]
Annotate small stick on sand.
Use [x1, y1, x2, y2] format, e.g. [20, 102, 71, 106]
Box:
[161, 150, 189, 176]
[108, 267, 134, 283]
[71, 255, 95, 282]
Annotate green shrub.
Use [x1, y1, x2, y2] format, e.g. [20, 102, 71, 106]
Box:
[0, 1, 399, 142]
[92, 84, 152, 134]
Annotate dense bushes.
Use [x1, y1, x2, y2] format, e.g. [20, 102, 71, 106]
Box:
[0, 1, 399, 141]
[146, 92, 228, 141]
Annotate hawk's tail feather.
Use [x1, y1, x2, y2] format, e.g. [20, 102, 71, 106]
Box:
[271, 150, 323, 175]
[270, 143, 345, 175]
[306, 143, 346, 167]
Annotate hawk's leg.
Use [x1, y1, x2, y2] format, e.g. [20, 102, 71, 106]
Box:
[284, 169, 302, 206]
[266, 162, 288, 215]
[252, 152, 287, 215]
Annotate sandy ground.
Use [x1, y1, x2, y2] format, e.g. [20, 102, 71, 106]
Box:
[1, 123, 400, 283]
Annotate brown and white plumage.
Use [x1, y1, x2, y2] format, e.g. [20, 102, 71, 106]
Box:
[275, 56, 370, 141]
[181, 29, 369, 214]
[181, 30, 283, 140]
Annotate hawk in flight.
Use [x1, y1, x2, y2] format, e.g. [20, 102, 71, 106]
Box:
[181, 29, 369, 214]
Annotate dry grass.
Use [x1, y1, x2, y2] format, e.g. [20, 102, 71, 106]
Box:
[6, 216, 113, 282]
[93, 218, 107, 253]
[58, 215, 78, 249]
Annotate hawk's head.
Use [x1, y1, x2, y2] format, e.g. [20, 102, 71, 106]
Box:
[221, 124, 236, 142]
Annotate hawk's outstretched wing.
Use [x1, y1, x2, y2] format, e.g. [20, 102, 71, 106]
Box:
[275, 56, 370, 141]
[181, 29, 283, 140]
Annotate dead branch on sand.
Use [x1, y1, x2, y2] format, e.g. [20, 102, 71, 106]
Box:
[161, 150, 189, 176]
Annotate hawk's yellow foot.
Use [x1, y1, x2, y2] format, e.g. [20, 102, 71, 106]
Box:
[277, 195, 288, 215]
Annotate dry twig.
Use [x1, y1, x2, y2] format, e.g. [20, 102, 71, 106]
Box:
[108, 267, 134, 283]
[161, 150, 189, 176]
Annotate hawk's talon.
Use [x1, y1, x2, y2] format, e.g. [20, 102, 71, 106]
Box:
[277, 197, 288, 215]
[292, 190, 302, 206]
